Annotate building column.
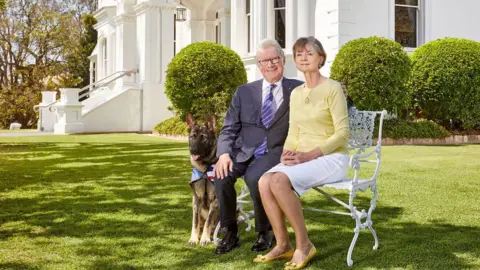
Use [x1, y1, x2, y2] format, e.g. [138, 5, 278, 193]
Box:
[134, 1, 176, 131]
[266, 0, 274, 40]
[219, 7, 231, 47]
[114, 13, 137, 89]
[285, 0, 297, 53]
[230, 0, 246, 55]
[315, 0, 355, 76]
[190, 20, 215, 42]
[252, 0, 267, 52]
[297, 0, 313, 37]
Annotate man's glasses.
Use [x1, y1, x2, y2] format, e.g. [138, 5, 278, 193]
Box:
[257, 56, 281, 66]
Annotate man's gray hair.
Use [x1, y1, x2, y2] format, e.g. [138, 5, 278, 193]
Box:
[256, 39, 285, 59]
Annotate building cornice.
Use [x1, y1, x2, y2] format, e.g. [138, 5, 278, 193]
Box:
[133, 2, 176, 15]
[93, 6, 116, 30]
[114, 13, 137, 25]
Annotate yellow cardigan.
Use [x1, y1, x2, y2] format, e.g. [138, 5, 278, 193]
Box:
[283, 79, 349, 155]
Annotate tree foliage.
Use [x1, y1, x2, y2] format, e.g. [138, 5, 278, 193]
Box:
[330, 36, 411, 114]
[0, 0, 96, 128]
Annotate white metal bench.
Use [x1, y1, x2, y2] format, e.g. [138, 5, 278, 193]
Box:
[304, 109, 387, 266]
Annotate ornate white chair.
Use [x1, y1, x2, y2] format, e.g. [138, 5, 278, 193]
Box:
[303, 109, 387, 266]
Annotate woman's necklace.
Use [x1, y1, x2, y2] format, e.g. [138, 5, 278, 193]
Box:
[305, 88, 313, 104]
[304, 77, 324, 104]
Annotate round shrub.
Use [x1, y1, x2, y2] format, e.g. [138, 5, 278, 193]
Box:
[410, 38, 480, 129]
[330, 36, 411, 113]
[165, 41, 247, 120]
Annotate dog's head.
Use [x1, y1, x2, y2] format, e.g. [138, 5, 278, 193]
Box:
[186, 114, 218, 165]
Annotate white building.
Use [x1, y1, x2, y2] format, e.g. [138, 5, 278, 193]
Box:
[38, 0, 480, 133]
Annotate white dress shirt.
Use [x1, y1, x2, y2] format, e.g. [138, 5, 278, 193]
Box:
[261, 78, 283, 114]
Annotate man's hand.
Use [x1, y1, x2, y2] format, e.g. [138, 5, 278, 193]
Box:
[281, 148, 323, 166]
[214, 153, 233, 179]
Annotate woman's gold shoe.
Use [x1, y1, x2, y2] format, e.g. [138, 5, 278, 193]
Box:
[284, 246, 317, 269]
[253, 249, 294, 263]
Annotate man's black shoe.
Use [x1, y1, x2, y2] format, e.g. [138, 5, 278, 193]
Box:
[214, 229, 240, 254]
[251, 231, 275, 252]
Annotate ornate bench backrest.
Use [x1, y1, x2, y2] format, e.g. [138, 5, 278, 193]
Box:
[348, 110, 387, 152]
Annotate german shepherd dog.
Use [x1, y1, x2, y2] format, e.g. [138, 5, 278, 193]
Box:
[186, 114, 220, 246]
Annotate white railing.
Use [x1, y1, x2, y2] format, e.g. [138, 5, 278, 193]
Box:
[33, 69, 138, 131]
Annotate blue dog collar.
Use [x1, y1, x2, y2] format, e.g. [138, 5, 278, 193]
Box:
[190, 165, 215, 184]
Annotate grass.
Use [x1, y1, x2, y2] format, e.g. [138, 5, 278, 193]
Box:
[0, 134, 479, 269]
[0, 129, 37, 133]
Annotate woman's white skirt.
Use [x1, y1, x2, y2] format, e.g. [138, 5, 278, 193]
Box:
[265, 153, 350, 196]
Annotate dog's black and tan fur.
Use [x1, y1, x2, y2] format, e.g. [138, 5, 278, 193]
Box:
[186, 114, 220, 246]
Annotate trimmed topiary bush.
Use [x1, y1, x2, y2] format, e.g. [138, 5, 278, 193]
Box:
[410, 38, 480, 129]
[330, 36, 411, 113]
[165, 41, 247, 120]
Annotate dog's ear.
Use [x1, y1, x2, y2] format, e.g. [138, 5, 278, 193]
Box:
[186, 113, 196, 129]
[206, 114, 217, 134]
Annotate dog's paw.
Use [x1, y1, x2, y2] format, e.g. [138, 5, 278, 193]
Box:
[199, 237, 212, 246]
[187, 238, 199, 245]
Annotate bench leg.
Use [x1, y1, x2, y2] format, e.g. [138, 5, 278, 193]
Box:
[367, 184, 379, 250]
[347, 190, 361, 267]
[213, 221, 222, 245]
[237, 204, 252, 232]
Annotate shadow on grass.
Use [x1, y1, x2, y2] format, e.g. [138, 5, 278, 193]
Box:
[0, 139, 479, 269]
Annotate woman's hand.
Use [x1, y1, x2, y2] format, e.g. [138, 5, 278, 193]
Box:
[280, 149, 296, 164]
[281, 148, 324, 166]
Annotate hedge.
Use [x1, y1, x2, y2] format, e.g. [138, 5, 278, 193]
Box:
[155, 116, 450, 140]
[377, 119, 450, 139]
[154, 116, 224, 137]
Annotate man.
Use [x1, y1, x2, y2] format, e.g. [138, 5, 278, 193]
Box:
[213, 39, 303, 254]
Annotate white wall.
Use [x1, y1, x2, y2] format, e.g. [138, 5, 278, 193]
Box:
[426, 0, 480, 42]
[349, 0, 392, 41]
[82, 89, 142, 132]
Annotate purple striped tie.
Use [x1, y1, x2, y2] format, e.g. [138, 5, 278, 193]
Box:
[254, 84, 276, 158]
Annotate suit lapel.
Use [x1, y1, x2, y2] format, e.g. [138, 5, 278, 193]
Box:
[269, 77, 293, 128]
[252, 80, 263, 125]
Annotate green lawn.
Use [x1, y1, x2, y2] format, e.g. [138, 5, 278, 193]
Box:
[0, 129, 37, 133]
[0, 134, 479, 270]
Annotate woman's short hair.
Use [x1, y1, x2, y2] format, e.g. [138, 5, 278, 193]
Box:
[292, 36, 327, 67]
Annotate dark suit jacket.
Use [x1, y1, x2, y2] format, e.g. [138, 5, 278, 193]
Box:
[217, 77, 304, 163]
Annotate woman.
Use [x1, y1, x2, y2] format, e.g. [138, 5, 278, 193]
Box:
[253, 37, 350, 269]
